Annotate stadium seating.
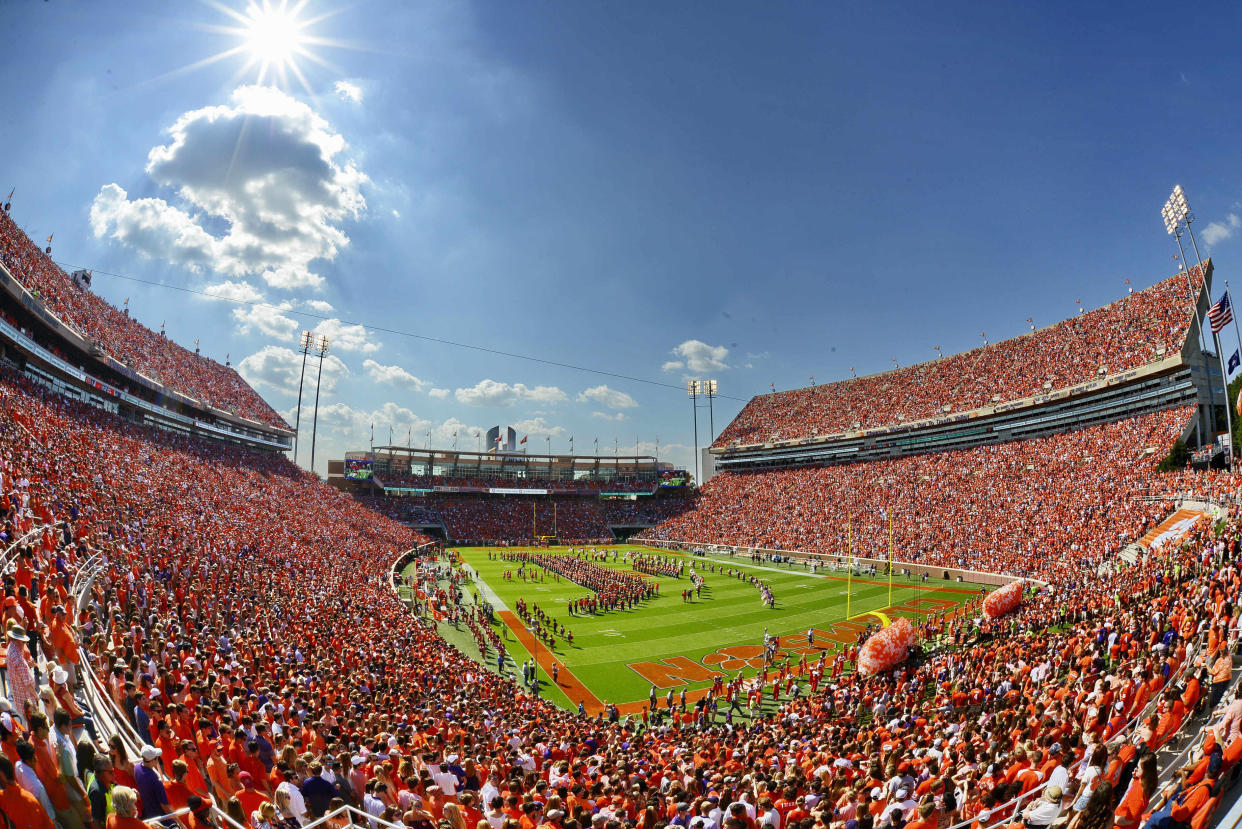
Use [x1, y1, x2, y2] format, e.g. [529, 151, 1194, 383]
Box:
[644, 406, 1204, 586]
[716, 268, 1206, 446]
[353, 494, 445, 525]
[435, 494, 613, 543]
[0, 209, 287, 428]
[2, 360, 1240, 829]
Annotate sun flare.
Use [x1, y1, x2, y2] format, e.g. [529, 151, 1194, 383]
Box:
[243, 1, 306, 69]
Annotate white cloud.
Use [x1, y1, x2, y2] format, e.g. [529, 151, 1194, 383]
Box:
[313, 318, 380, 353]
[303, 299, 335, 314]
[90, 85, 367, 291]
[428, 388, 450, 399]
[592, 411, 628, 422]
[577, 384, 638, 410]
[433, 417, 488, 447]
[511, 417, 567, 437]
[232, 302, 298, 339]
[663, 339, 730, 373]
[454, 378, 567, 407]
[202, 280, 264, 304]
[392, 209, 401, 218]
[363, 359, 428, 392]
[335, 80, 363, 103]
[238, 344, 349, 396]
[1203, 214, 1242, 246]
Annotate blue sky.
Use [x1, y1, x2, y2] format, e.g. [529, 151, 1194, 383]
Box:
[4, 0, 1242, 474]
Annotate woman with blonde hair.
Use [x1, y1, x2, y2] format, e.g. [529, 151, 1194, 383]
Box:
[252, 801, 281, 829]
[273, 787, 303, 829]
[444, 802, 469, 829]
[107, 786, 151, 829]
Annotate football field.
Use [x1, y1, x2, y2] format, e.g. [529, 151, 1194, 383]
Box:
[406, 544, 990, 715]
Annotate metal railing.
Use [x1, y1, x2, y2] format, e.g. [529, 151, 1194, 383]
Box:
[69, 542, 413, 829]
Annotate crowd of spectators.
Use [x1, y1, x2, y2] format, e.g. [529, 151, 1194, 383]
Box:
[646, 406, 1219, 588]
[347, 490, 693, 537]
[0, 209, 287, 428]
[716, 269, 1206, 447]
[3, 360, 1242, 829]
[436, 496, 613, 544]
[353, 496, 445, 526]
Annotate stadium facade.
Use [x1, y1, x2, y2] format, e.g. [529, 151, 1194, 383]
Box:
[0, 209, 293, 451]
[711, 264, 1223, 472]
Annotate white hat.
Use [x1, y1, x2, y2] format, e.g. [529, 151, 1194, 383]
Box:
[140, 745, 162, 762]
[51, 667, 69, 685]
[351, 755, 366, 766]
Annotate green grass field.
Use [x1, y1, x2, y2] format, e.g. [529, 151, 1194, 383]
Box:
[405, 544, 990, 715]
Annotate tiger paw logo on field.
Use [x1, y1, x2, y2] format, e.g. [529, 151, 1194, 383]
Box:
[702, 645, 778, 671]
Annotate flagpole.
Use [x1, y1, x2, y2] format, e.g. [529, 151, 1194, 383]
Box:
[1214, 328, 1236, 471]
[1227, 282, 1242, 383]
[846, 513, 853, 621]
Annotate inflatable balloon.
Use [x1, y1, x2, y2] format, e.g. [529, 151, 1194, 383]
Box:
[856, 617, 917, 675]
[983, 579, 1024, 619]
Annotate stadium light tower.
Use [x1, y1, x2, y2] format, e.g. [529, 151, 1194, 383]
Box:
[687, 380, 701, 486]
[309, 334, 330, 476]
[704, 379, 718, 443]
[1163, 185, 1219, 456]
[292, 330, 314, 464]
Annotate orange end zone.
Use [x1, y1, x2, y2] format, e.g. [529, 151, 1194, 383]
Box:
[495, 593, 972, 717]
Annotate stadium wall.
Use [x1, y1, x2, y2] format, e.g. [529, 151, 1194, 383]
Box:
[640, 538, 1040, 587]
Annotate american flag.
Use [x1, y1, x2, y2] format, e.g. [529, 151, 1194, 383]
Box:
[1209, 292, 1234, 333]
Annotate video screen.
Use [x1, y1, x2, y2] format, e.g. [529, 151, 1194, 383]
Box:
[659, 469, 689, 488]
[344, 458, 373, 480]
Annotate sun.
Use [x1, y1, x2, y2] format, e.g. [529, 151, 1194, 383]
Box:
[190, 0, 341, 92]
[243, 1, 307, 71]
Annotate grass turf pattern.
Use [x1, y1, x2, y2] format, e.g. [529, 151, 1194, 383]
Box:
[414, 544, 989, 713]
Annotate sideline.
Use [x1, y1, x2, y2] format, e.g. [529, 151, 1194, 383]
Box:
[656, 547, 983, 595]
[497, 610, 605, 714]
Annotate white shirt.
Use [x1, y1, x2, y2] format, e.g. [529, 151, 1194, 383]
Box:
[1046, 765, 1070, 795]
[15, 759, 57, 821]
[277, 780, 308, 825]
[432, 770, 459, 796]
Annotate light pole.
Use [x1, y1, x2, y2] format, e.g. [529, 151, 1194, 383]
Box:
[688, 380, 701, 485]
[309, 335, 331, 475]
[1164, 185, 1218, 455]
[703, 379, 718, 444]
[293, 330, 313, 464]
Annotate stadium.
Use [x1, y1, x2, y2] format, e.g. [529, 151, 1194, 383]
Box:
[3, 189, 1242, 829]
[3, 6, 1242, 829]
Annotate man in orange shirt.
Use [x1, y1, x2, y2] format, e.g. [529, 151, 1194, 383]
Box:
[1210, 652, 1233, 709]
[904, 802, 938, 829]
[46, 606, 80, 686]
[235, 771, 269, 819]
[0, 755, 54, 829]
